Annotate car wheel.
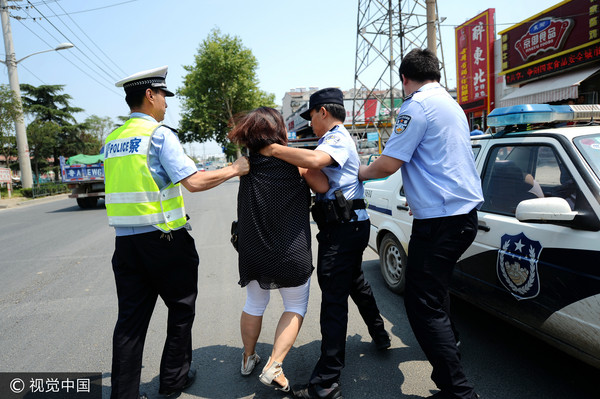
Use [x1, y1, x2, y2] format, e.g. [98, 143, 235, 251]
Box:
[77, 197, 88, 209]
[76, 197, 98, 209]
[379, 233, 406, 294]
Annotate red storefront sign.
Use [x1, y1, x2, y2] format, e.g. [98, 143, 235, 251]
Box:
[455, 9, 496, 113]
[501, 0, 600, 85]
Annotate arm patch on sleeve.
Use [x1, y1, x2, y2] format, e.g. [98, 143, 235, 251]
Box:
[394, 115, 411, 135]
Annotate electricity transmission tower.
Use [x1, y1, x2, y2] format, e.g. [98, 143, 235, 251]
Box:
[352, 0, 447, 143]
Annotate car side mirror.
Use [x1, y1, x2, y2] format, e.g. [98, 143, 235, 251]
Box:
[516, 197, 577, 222]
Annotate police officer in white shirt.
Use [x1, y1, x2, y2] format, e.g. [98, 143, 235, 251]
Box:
[260, 88, 389, 399]
[359, 49, 483, 399]
[106, 66, 249, 399]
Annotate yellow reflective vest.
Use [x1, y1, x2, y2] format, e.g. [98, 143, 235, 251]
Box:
[104, 117, 187, 233]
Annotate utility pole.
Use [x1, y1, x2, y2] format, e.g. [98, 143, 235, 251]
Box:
[426, 0, 437, 54]
[0, 0, 33, 189]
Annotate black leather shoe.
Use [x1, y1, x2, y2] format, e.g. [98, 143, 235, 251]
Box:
[293, 383, 343, 399]
[158, 369, 197, 397]
[373, 332, 391, 350]
[428, 391, 480, 398]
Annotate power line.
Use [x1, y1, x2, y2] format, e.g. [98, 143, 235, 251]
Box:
[18, 62, 46, 84]
[25, 1, 118, 83]
[39, 0, 125, 79]
[15, 17, 122, 96]
[52, 0, 127, 76]
[31, 0, 140, 17]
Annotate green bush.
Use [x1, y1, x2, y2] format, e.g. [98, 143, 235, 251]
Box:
[32, 183, 69, 198]
[1, 183, 68, 199]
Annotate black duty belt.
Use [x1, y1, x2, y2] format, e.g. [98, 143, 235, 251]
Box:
[311, 191, 366, 225]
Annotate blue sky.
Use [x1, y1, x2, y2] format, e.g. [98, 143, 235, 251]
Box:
[2, 0, 559, 156]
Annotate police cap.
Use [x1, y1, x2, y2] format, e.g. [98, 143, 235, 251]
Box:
[115, 65, 174, 97]
[300, 87, 344, 120]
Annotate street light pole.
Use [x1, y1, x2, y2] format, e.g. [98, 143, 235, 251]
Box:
[0, 0, 73, 188]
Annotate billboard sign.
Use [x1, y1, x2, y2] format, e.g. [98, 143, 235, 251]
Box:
[455, 9, 496, 112]
[0, 168, 11, 183]
[501, 0, 600, 85]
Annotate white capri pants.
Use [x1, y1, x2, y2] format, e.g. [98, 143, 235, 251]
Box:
[243, 279, 311, 318]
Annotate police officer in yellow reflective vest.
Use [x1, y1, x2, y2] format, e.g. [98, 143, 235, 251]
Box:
[105, 66, 249, 399]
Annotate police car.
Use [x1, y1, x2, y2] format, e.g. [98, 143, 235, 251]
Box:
[364, 104, 600, 369]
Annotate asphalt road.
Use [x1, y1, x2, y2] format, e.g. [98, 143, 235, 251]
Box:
[0, 180, 597, 399]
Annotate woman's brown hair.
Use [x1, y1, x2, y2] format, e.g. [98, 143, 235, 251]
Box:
[227, 107, 288, 153]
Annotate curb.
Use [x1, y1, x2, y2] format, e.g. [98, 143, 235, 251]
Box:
[0, 193, 70, 209]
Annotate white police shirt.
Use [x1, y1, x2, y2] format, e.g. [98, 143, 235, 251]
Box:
[382, 82, 483, 219]
[315, 124, 368, 221]
[114, 112, 197, 236]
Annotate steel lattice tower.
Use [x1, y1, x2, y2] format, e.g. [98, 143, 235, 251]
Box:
[352, 0, 446, 143]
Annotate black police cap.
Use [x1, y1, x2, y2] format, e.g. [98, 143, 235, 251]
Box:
[300, 87, 344, 120]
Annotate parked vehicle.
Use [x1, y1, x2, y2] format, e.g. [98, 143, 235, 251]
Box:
[357, 139, 379, 164]
[364, 104, 600, 369]
[59, 154, 104, 209]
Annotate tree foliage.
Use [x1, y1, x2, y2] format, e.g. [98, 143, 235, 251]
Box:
[84, 114, 115, 149]
[178, 28, 276, 146]
[0, 84, 21, 169]
[20, 84, 103, 174]
[26, 120, 59, 180]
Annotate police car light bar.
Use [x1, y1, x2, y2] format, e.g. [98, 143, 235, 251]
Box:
[487, 104, 600, 127]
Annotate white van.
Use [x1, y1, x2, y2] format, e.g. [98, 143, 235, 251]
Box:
[364, 104, 600, 369]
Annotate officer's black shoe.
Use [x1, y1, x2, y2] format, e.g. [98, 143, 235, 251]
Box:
[373, 331, 391, 351]
[293, 383, 343, 399]
[428, 391, 480, 398]
[158, 369, 196, 397]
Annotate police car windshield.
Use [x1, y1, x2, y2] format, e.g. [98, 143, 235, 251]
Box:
[574, 133, 600, 181]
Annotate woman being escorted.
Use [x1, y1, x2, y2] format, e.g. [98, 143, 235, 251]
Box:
[228, 107, 328, 392]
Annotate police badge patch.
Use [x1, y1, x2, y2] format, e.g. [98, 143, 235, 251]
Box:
[497, 232, 543, 300]
[394, 115, 411, 135]
[324, 133, 341, 145]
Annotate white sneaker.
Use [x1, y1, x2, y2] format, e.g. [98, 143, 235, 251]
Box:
[240, 352, 260, 376]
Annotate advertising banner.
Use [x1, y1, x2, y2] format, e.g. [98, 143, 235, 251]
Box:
[455, 9, 496, 112]
[500, 0, 600, 84]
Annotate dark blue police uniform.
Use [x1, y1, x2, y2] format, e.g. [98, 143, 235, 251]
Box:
[309, 123, 389, 394]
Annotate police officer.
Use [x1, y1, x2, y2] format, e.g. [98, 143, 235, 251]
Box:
[105, 66, 249, 399]
[359, 49, 484, 399]
[260, 88, 389, 399]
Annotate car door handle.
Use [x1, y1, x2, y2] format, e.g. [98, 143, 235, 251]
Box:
[397, 204, 410, 211]
[478, 223, 490, 232]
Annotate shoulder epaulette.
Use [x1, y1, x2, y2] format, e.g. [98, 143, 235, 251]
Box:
[160, 124, 179, 134]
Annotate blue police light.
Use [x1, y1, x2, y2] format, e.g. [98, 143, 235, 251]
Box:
[487, 104, 574, 127]
[488, 104, 600, 127]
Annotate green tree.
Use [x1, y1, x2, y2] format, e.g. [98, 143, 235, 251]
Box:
[178, 28, 276, 147]
[84, 114, 114, 145]
[26, 120, 59, 181]
[20, 84, 100, 178]
[0, 84, 21, 169]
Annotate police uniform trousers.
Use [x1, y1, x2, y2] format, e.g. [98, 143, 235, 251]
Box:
[404, 208, 478, 399]
[309, 219, 387, 389]
[110, 229, 199, 399]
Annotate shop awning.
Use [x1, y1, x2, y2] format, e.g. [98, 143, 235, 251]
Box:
[499, 66, 600, 107]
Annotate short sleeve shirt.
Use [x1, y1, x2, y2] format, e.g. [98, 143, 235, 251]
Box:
[382, 83, 483, 219]
[315, 124, 368, 221]
[114, 113, 197, 236]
